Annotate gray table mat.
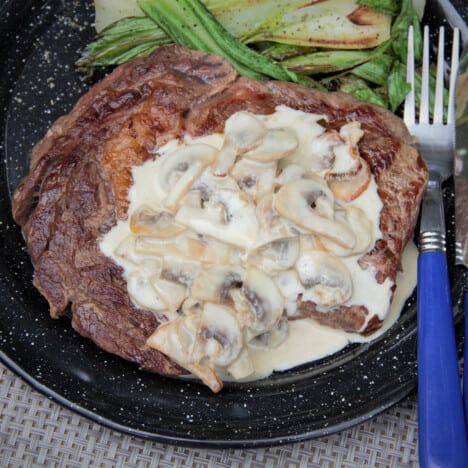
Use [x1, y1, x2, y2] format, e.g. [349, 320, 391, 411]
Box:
[0, 363, 419, 468]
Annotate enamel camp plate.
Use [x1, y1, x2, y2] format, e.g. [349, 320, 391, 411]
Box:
[0, 0, 466, 447]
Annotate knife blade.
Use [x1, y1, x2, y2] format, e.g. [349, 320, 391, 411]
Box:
[455, 45, 468, 268]
[456, 44, 468, 426]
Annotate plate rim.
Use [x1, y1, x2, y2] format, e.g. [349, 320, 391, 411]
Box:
[0, 347, 417, 448]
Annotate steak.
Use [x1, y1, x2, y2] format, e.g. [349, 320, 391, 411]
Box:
[12, 46, 427, 375]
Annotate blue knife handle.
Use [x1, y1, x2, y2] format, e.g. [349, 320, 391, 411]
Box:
[464, 290, 468, 432]
[418, 252, 468, 468]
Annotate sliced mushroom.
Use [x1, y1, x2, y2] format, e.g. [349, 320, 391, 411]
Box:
[185, 235, 232, 265]
[230, 267, 284, 338]
[114, 235, 139, 265]
[194, 171, 240, 197]
[190, 172, 241, 215]
[295, 250, 352, 308]
[281, 129, 340, 173]
[214, 111, 267, 175]
[191, 265, 246, 303]
[146, 310, 223, 392]
[151, 278, 187, 313]
[135, 235, 186, 259]
[274, 269, 304, 316]
[147, 303, 244, 392]
[179, 189, 203, 208]
[275, 163, 306, 186]
[213, 145, 237, 177]
[157, 144, 218, 211]
[126, 270, 167, 312]
[147, 311, 201, 367]
[318, 206, 373, 256]
[248, 316, 289, 350]
[249, 238, 300, 274]
[184, 236, 207, 262]
[180, 297, 203, 316]
[134, 233, 223, 268]
[244, 127, 299, 162]
[274, 177, 356, 249]
[231, 158, 277, 201]
[306, 131, 341, 172]
[299, 234, 321, 251]
[255, 194, 298, 246]
[227, 348, 254, 380]
[331, 141, 359, 174]
[326, 157, 371, 202]
[130, 206, 186, 237]
[323, 122, 369, 202]
[224, 111, 267, 152]
[200, 303, 243, 367]
[340, 121, 364, 148]
[175, 189, 259, 249]
[124, 259, 184, 318]
[326, 122, 371, 193]
[161, 256, 200, 288]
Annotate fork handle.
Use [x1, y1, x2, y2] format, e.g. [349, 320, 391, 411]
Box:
[418, 252, 468, 467]
[464, 290, 468, 430]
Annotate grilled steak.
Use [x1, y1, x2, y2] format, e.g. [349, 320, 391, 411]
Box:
[12, 46, 427, 375]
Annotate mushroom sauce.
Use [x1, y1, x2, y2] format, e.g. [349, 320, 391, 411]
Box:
[99, 105, 417, 392]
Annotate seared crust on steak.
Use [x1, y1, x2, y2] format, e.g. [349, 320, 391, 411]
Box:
[12, 46, 427, 375]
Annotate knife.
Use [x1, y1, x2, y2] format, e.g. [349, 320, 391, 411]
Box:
[456, 45, 468, 426]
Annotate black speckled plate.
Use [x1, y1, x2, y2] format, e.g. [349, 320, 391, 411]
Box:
[0, 0, 467, 448]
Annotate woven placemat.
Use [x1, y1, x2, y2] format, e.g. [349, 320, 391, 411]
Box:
[0, 363, 418, 468]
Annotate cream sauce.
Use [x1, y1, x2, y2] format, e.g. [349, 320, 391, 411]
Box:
[99, 105, 418, 389]
[228, 241, 417, 381]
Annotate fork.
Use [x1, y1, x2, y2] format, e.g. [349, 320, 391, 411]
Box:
[404, 26, 468, 467]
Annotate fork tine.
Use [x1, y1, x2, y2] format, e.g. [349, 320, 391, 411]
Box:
[433, 27, 445, 124]
[447, 28, 460, 125]
[404, 26, 415, 126]
[420, 26, 430, 124]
